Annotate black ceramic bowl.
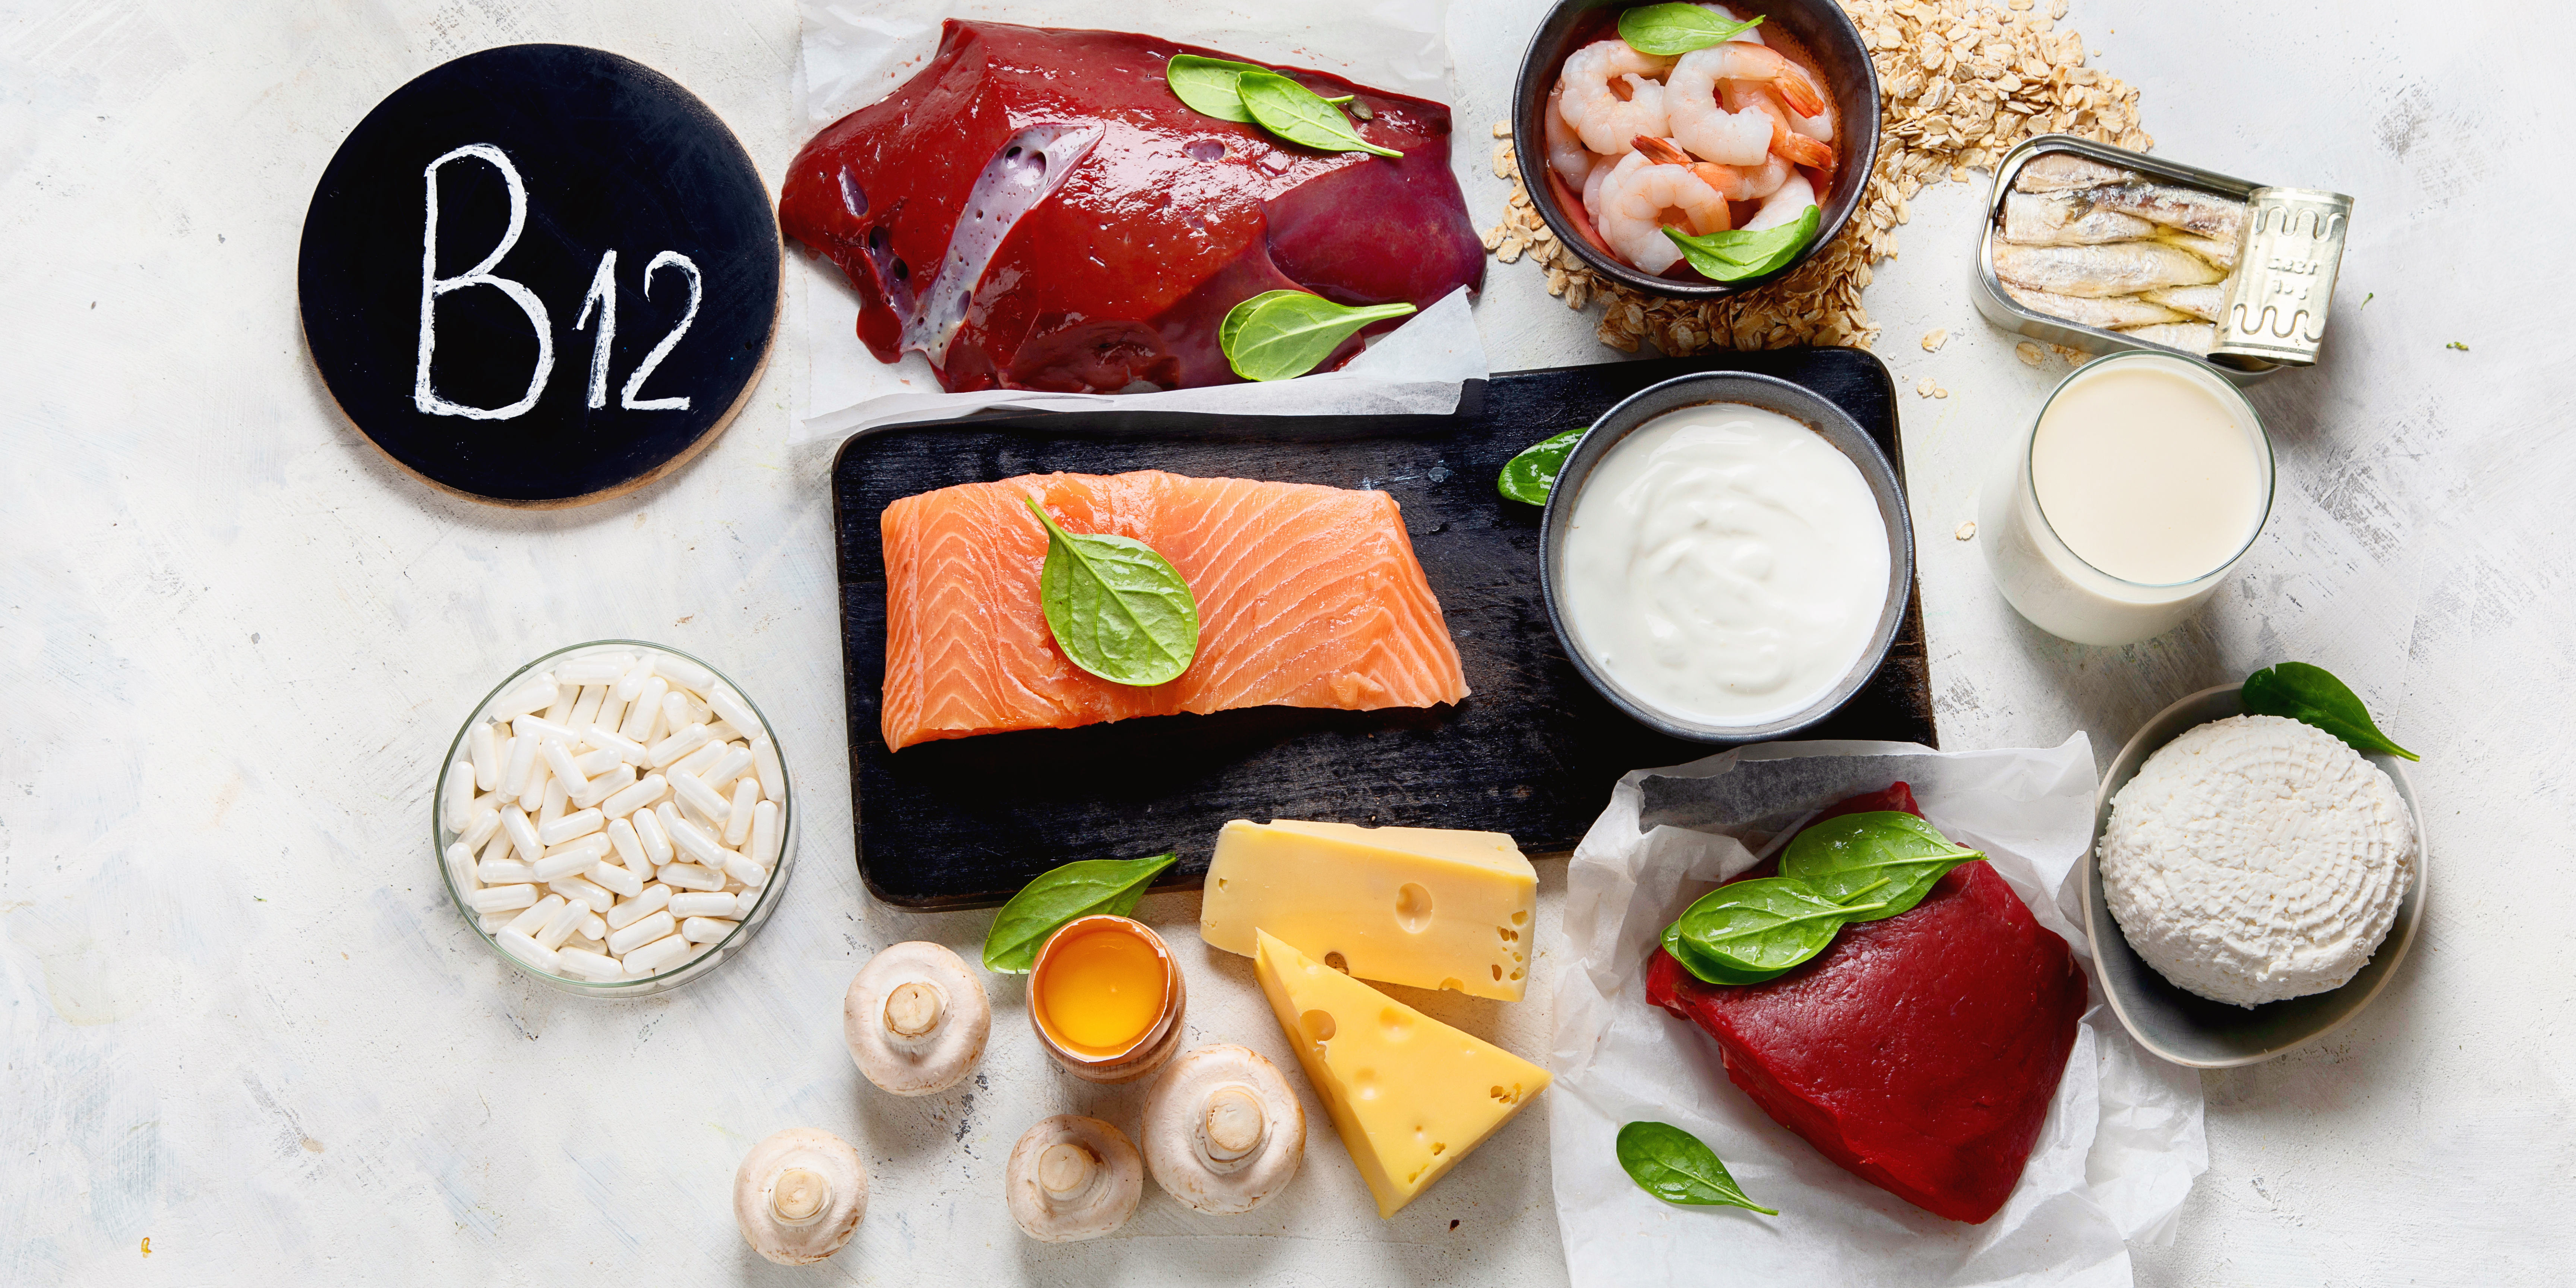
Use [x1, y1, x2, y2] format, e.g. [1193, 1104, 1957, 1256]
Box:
[1538, 372, 1913, 743]
[1512, 0, 1881, 297]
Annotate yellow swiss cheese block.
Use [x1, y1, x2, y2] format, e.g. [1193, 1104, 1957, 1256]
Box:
[1253, 929, 1550, 1218]
[1201, 820, 1537, 1001]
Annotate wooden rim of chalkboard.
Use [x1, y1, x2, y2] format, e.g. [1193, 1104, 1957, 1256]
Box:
[297, 44, 782, 510]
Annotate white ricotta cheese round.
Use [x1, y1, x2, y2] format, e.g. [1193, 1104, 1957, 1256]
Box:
[2099, 714, 2415, 1008]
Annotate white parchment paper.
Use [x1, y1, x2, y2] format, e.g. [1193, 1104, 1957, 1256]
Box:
[790, 0, 1487, 445]
[1547, 736, 2207, 1288]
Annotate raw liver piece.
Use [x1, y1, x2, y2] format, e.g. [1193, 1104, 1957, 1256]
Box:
[779, 21, 1483, 394]
[1645, 786, 2086, 1224]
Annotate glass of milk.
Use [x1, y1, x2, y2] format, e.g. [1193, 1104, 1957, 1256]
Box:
[1978, 352, 2273, 645]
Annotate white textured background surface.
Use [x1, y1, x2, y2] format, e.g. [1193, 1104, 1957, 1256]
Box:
[3, 1, 2567, 1284]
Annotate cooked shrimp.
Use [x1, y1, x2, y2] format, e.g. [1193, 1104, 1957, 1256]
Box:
[1592, 147, 1729, 274]
[1556, 40, 1676, 156]
[1543, 85, 1597, 190]
[1644, 129, 1787, 202]
[1743, 171, 1816, 230]
[1664, 48, 1776, 166]
[1679, 40, 1825, 118]
[1719, 82, 1835, 176]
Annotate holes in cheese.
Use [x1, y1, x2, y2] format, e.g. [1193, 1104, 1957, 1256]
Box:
[1201, 819, 1537, 1001]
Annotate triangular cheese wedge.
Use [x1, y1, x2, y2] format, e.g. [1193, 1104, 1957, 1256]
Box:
[1253, 929, 1550, 1217]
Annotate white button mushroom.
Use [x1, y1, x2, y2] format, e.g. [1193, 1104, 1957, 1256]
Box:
[843, 941, 990, 1096]
[1006, 1115, 1143, 1242]
[1140, 1044, 1306, 1213]
[733, 1127, 868, 1265]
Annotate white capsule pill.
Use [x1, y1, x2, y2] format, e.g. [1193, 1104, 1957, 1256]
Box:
[440, 760, 475, 830]
[667, 891, 736, 919]
[672, 738, 727, 782]
[723, 778, 760, 847]
[506, 894, 565, 935]
[590, 858, 645, 898]
[496, 927, 561, 973]
[701, 719, 742, 744]
[681, 916, 739, 944]
[721, 851, 768, 888]
[580, 912, 607, 940]
[541, 738, 586, 795]
[534, 835, 612, 881]
[477, 913, 512, 934]
[636, 805, 676, 864]
[500, 734, 537, 797]
[468, 720, 501, 790]
[570, 762, 635, 810]
[567, 683, 608, 734]
[608, 909, 677, 956]
[604, 817, 645, 868]
[652, 654, 714, 692]
[698, 744, 754, 791]
[556, 947, 624, 981]
[622, 933, 692, 976]
[479, 857, 539, 886]
[620, 677, 669, 742]
[491, 672, 559, 720]
[663, 808, 723, 862]
[602, 773, 666, 820]
[604, 883, 672, 931]
[659, 861, 725, 891]
[549, 874, 613, 915]
[542, 680, 578, 724]
[479, 825, 515, 868]
[536, 897, 587, 949]
[752, 735, 784, 804]
[670, 772, 730, 825]
[704, 685, 760, 737]
[559, 653, 632, 686]
[614, 658, 656, 703]
[660, 690, 695, 735]
[595, 695, 629, 738]
[570, 747, 618, 779]
[499, 806, 541, 862]
[537, 774, 568, 826]
[444, 840, 477, 888]
[538, 807, 604, 847]
[647, 722, 712, 769]
[584, 723, 645, 765]
[514, 713, 583, 748]
[751, 800, 781, 870]
[458, 799, 502, 851]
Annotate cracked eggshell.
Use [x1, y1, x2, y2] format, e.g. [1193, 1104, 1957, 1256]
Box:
[1006, 1115, 1143, 1242]
[1140, 1043, 1306, 1214]
[733, 1127, 868, 1265]
[844, 941, 989, 1095]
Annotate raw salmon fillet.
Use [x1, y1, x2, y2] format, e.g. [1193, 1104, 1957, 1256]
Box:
[879, 470, 1468, 750]
[1645, 785, 2086, 1224]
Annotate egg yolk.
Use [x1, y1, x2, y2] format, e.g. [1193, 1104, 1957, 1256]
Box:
[1037, 927, 1167, 1055]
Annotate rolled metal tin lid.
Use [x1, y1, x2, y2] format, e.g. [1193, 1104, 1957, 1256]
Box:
[2212, 187, 2354, 368]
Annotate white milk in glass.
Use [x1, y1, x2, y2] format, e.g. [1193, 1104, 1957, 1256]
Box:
[1979, 352, 2272, 645]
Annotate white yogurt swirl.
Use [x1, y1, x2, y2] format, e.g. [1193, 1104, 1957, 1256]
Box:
[1559, 404, 1891, 726]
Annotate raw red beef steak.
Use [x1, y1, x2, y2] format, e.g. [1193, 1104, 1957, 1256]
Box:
[1645, 785, 2086, 1223]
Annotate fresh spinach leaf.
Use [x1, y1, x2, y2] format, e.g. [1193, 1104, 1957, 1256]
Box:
[1615, 4, 1765, 56]
[1497, 427, 1587, 505]
[1662, 920, 1792, 986]
[1616, 1121, 1777, 1214]
[1166, 54, 1268, 122]
[1664, 205, 1821, 282]
[2242, 662, 2418, 761]
[1238, 70, 1402, 158]
[1026, 500, 1200, 686]
[1168, 55, 1355, 124]
[981, 852, 1179, 973]
[1779, 811, 1986, 922]
[1220, 290, 1416, 381]
[1671, 876, 1887, 976]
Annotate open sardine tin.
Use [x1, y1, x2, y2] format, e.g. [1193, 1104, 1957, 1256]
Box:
[1972, 135, 2354, 384]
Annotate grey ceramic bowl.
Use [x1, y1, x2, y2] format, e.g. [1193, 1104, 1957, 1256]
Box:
[1539, 371, 1912, 743]
[1512, 0, 1881, 297]
[2086, 684, 2428, 1067]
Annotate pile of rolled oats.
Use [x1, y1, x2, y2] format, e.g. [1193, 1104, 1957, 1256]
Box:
[1483, 0, 2151, 356]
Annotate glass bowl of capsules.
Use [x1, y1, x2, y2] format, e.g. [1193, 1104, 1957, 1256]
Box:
[431, 641, 798, 997]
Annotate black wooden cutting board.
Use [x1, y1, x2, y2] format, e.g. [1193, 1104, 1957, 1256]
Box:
[831, 349, 1932, 909]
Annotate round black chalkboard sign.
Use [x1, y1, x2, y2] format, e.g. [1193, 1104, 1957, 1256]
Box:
[299, 44, 779, 506]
